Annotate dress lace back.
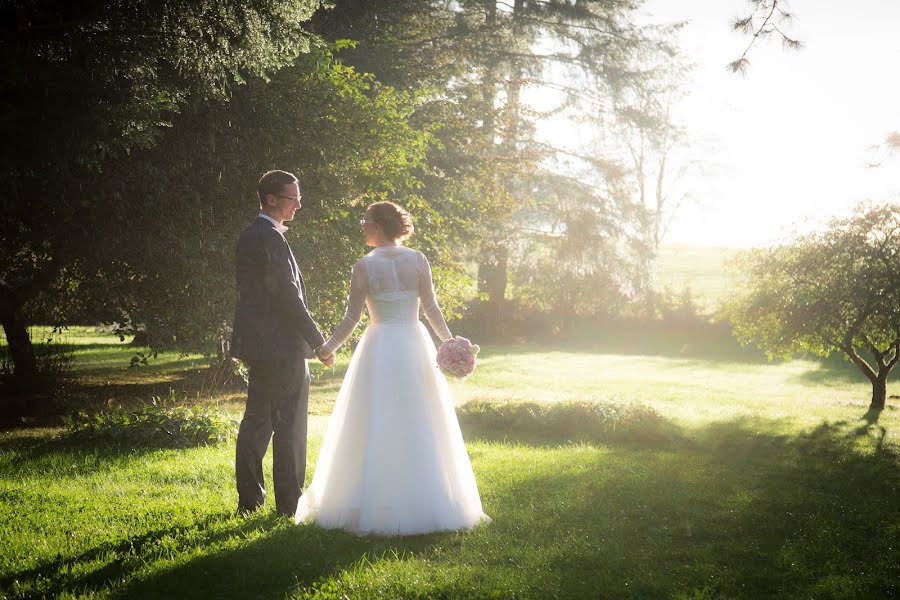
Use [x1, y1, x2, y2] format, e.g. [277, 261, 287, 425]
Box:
[363, 247, 418, 296]
[319, 246, 452, 356]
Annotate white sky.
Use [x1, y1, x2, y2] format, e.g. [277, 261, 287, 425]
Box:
[537, 0, 900, 248]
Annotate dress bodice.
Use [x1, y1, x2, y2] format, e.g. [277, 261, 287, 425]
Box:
[366, 290, 420, 325]
[320, 246, 452, 355]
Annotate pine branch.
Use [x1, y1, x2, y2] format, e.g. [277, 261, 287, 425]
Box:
[727, 0, 802, 74]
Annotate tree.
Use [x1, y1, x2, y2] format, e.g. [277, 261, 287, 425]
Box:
[0, 0, 323, 390]
[97, 43, 434, 354]
[613, 72, 695, 317]
[726, 203, 900, 410]
[309, 1, 681, 335]
[510, 170, 634, 329]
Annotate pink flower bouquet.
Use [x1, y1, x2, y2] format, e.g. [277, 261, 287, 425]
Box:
[436, 336, 480, 379]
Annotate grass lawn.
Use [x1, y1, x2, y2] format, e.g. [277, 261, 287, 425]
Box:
[1, 326, 898, 598]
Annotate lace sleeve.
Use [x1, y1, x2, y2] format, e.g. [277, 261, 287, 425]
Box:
[320, 259, 368, 355]
[418, 252, 452, 342]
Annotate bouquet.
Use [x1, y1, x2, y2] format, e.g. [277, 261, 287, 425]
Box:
[436, 336, 480, 379]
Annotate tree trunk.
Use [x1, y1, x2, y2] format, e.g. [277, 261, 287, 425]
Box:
[841, 344, 889, 411]
[870, 374, 887, 411]
[475, 1, 507, 338]
[477, 243, 508, 337]
[0, 303, 38, 393]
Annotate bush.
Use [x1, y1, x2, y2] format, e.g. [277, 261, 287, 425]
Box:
[66, 398, 238, 448]
[457, 398, 676, 446]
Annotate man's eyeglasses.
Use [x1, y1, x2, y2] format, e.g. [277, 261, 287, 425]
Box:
[278, 196, 302, 203]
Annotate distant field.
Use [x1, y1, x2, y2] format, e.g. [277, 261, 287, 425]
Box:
[655, 243, 743, 313]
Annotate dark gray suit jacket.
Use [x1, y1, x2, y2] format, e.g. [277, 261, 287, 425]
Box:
[230, 217, 325, 363]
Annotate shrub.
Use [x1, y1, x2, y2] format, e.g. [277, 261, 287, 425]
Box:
[66, 398, 238, 448]
[457, 398, 675, 446]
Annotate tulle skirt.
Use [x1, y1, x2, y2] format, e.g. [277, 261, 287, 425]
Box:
[295, 321, 491, 535]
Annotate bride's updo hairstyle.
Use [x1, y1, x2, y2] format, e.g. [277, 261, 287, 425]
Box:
[366, 201, 414, 241]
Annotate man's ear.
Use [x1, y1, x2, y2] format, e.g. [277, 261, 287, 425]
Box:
[265, 194, 277, 209]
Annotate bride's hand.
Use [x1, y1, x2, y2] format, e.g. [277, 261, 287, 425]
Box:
[315, 347, 335, 368]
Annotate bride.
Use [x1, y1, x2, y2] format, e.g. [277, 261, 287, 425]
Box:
[295, 201, 490, 535]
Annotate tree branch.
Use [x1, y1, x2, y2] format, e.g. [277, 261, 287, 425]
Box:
[886, 340, 900, 372]
[491, 4, 636, 42]
[861, 333, 888, 368]
[728, 0, 799, 73]
[841, 342, 878, 383]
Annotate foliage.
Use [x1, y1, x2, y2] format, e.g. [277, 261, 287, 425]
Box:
[457, 398, 673, 446]
[0, 0, 324, 384]
[2, 0, 689, 385]
[48, 42, 435, 355]
[310, 1, 685, 326]
[509, 173, 636, 322]
[726, 202, 900, 408]
[655, 285, 708, 323]
[66, 399, 238, 448]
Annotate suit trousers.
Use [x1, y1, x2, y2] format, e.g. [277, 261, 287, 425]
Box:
[235, 353, 310, 515]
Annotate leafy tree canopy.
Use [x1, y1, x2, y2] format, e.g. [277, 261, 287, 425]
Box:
[726, 202, 900, 409]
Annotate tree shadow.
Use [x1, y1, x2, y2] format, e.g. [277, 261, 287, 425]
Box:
[116, 520, 446, 599]
[112, 417, 899, 599]
[862, 406, 883, 426]
[847, 406, 891, 451]
[469, 419, 900, 598]
[5, 414, 898, 598]
[0, 428, 200, 479]
[0, 512, 258, 598]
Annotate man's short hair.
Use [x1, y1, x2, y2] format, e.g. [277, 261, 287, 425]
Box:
[257, 170, 299, 207]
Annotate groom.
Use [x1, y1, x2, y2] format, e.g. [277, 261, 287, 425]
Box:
[231, 169, 335, 517]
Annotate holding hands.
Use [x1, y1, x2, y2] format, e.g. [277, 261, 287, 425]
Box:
[315, 346, 335, 368]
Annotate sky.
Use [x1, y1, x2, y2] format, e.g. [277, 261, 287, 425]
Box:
[542, 0, 900, 248]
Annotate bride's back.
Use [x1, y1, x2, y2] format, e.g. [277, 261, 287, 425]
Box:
[319, 244, 452, 353]
[363, 246, 421, 296]
[362, 246, 423, 325]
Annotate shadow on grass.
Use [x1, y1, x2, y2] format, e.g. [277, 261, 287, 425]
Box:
[128, 417, 900, 597]
[475, 417, 900, 598]
[116, 520, 446, 599]
[839, 406, 894, 452]
[4, 412, 898, 599]
[72, 356, 211, 378]
[0, 512, 257, 598]
[0, 428, 202, 479]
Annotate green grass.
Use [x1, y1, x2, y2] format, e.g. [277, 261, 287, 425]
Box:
[1, 328, 899, 598]
[655, 243, 743, 312]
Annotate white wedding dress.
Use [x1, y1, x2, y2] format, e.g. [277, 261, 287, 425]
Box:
[295, 245, 490, 535]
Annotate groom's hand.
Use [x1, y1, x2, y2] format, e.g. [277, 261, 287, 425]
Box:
[315, 347, 335, 367]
